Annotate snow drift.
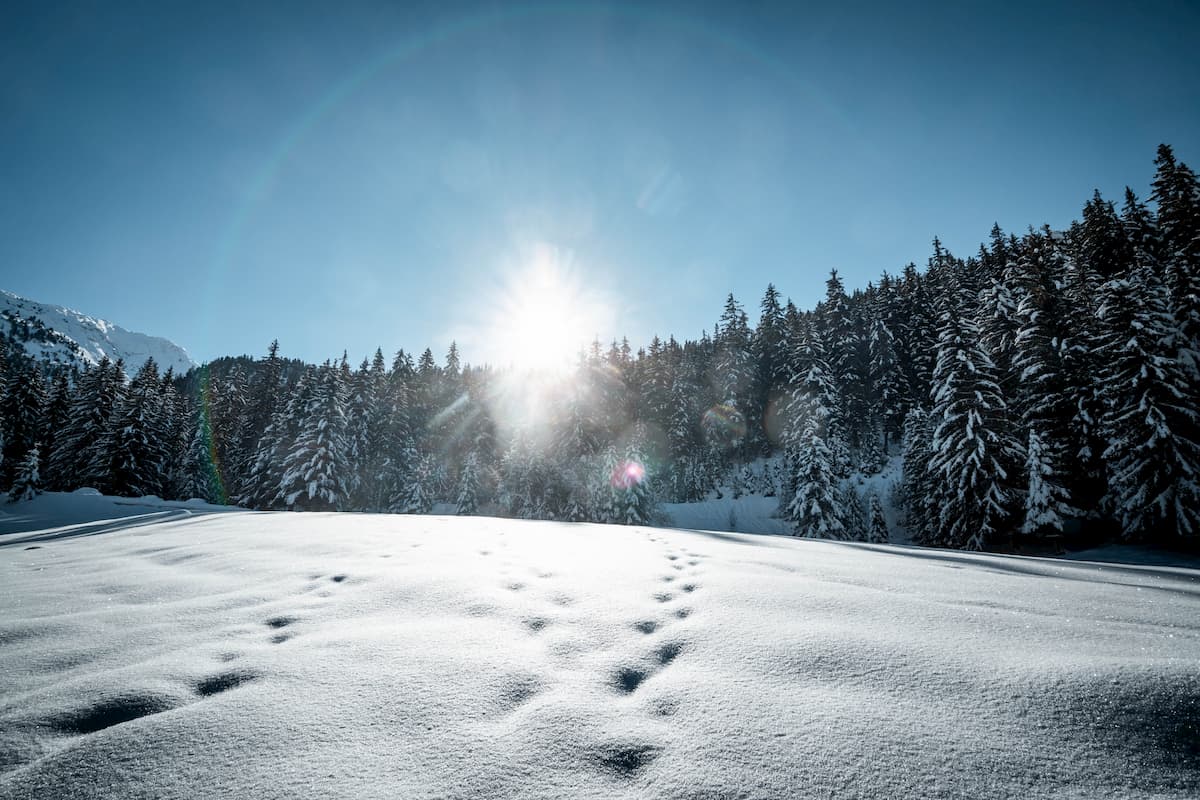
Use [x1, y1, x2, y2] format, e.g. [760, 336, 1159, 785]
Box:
[1, 493, 1197, 799]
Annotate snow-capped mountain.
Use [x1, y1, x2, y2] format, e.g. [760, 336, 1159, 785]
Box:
[0, 289, 196, 375]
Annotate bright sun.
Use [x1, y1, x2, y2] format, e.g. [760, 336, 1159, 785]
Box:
[485, 244, 611, 371]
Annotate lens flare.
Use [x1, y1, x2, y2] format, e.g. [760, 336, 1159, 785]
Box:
[468, 242, 613, 372]
[611, 460, 646, 489]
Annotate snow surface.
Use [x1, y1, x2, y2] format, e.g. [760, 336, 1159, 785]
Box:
[0, 290, 195, 375]
[2, 493, 1198, 799]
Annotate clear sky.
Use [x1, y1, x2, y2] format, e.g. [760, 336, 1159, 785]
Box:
[2, 0, 1198, 366]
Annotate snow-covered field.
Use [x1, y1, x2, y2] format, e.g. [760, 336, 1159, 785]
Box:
[2, 494, 1198, 799]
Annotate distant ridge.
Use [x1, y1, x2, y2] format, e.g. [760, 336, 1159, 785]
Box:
[1, 289, 196, 375]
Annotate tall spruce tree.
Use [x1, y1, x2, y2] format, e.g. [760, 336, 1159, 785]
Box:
[1097, 272, 1200, 540]
[927, 291, 1022, 550]
[277, 364, 349, 511]
[8, 446, 40, 502]
[100, 358, 169, 498]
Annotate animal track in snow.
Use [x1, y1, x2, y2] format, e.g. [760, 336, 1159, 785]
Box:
[194, 669, 261, 697]
[613, 667, 647, 694]
[595, 742, 660, 776]
[654, 592, 673, 603]
[655, 642, 683, 665]
[681, 583, 698, 593]
[48, 693, 180, 735]
[265, 616, 298, 644]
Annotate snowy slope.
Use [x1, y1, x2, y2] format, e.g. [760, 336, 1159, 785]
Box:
[1, 493, 1198, 799]
[0, 290, 195, 374]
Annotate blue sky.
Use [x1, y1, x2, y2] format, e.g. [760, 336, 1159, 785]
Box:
[2, 0, 1198, 366]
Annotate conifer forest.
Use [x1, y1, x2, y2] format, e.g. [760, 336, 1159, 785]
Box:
[3, 145, 1198, 552]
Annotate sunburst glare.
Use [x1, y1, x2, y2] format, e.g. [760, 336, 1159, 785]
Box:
[481, 243, 612, 372]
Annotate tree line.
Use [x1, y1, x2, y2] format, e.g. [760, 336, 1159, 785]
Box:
[1, 144, 1196, 551]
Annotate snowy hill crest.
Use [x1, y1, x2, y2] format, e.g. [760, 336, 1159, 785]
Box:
[0, 289, 196, 375]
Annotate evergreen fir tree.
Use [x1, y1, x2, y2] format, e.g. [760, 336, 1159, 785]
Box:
[866, 491, 889, 544]
[38, 372, 71, 490]
[277, 364, 349, 511]
[786, 403, 844, 539]
[1097, 273, 1200, 540]
[1021, 429, 1072, 538]
[456, 453, 479, 516]
[927, 291, 1022, 550]
[0, 358, 46, 488]
[713, 293, 753, 450]
[179, 411, 223, 504]
[78, 358, 128, 491]
[8, 446, 40, 502]
[901, 408, 936, 544]
[838, 483, 867, 541]
[101, 358, 168, 497]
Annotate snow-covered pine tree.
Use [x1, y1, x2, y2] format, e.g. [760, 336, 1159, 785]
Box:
[901, 408, 936, 544]
[456, 453, 478, 516]
[556, 460, 593, 522]
[179, 411, 223, 504]
[180, 407, 223, 501]
[0, 357, 46, 489]
[396, 454, 435, 515]
[1074, 189, 1135, 280]
[45, 362, 95, 490]
[866, 491, 889, 543]
[1148, 147, 1200, 444]
[927, 290, 1022, 550]
[713, 293, 753, 452]
[101, 358, 169, 498]
[1097, 272, 1200, 540]
[277, 363, 349, 511]
[591, 446, 622, 524]
[614, 448, 656, 526]
[231, 340, 286, 501]
[206, 366, 248, 493]
[77, 358, 128, 491]
[867, 289, 907, 452]
[342, 363, 374, 510]
[8, 446, 40, 502]
[1009, 231, 1076, 534]
[838, 483, 867, 541]
[785, 401, 845, 539]
[819, 270, 868, 461]
[1053, 234, 1108, 514]
[751, 283, 788, 455]
[35, 372, 70, 488]
[1021, 429, 1072, 538]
